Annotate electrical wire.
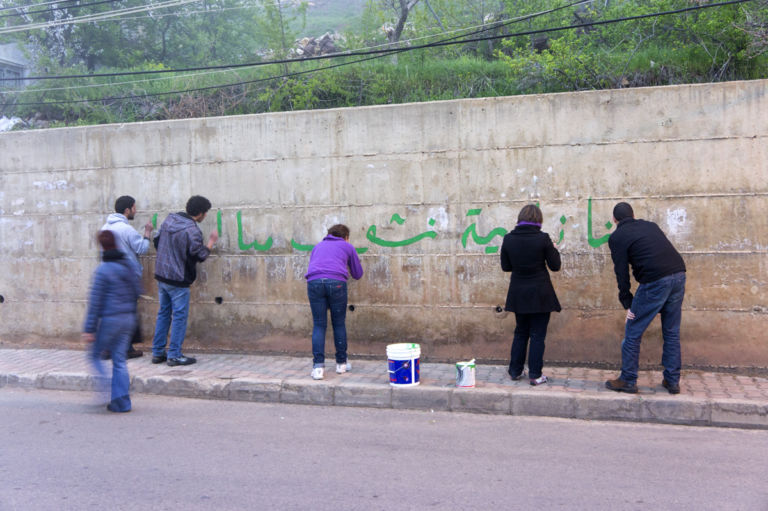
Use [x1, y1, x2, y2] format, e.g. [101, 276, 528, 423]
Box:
[0, 0, 79, 13]
[0, 0, 121, 20]
[0, 0, 203, 34]
[2, 0, 595, 82]
[2, 0, 752, 107]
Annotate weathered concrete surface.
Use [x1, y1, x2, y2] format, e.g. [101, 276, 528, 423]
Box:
[0, 80, 766, 368]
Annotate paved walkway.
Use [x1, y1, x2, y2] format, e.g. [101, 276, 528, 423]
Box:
[2, 348, 767, 429]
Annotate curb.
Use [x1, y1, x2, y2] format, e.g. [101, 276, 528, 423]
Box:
[2, 369, 767, 429]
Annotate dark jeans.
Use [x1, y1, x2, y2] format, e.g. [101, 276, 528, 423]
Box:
[620, 272, 686, 385]
[307, 278, 348, 368]
[509, 312, 551, 380]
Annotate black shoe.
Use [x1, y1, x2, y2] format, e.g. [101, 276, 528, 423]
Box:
[126, 348, 143, 359]
[167, 356, 197, 366]
[106, 403, 131, 413]
[508, 369, 524, 381]
[151, 354, 167, 364]
[605, 378, 638, 394]
[662, 379, 680, 394]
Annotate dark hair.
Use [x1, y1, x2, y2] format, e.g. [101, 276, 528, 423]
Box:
[613, 202, 634, 222]
[328, 224, 350, 239]
[186, 195, 212, 217]
[97, 230, 117, 251]
[114, 195, 135, 214]
[517, 204, 543, 225]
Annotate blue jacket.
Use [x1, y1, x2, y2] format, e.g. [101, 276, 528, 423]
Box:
[83, 250, 142, 333]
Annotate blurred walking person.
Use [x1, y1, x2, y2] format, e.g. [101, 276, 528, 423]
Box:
[151, 196, 218, 367]
[82, 230, 141, 412]
[305, 224, 364, 380]
[101, 195, 153, 359]
[500, 204, 562, 386]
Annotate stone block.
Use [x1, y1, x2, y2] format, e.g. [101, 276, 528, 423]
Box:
[710, 400, 768, 429]
[281, 378, 334, 405]
[41, 372, 95, 392]
[334, 382, 392, 408]
[228, 378, 282, 403]
[512, 390, 576, 418]
[391, 385, 451, 411]
[451, 387, 511, 415]
[573, 393, 642, 422]
[640, 397, 711, 426]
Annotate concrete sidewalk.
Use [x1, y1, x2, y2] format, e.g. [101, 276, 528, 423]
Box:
[1, 348, 767, 429]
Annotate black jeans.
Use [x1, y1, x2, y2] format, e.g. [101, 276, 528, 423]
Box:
[508, 312, 551, 380]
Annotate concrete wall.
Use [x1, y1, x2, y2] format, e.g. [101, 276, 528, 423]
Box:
[1, 80, 766, 369]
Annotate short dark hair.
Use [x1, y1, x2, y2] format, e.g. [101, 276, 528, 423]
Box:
[328, 224, 350, 239]
[114, 195, 135, 214]
[517, 204, 543, 225]
[613, 202, 634, 222]
[97, 230, 117, 251]
[186, 195, 212, 217]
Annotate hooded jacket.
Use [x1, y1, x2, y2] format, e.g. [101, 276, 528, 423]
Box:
[83, 250, 142, 333]
[101, 213, 149, 278]
[153, 212, 210, 287]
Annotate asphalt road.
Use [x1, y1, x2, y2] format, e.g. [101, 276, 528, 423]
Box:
[1, 388, 767, 511]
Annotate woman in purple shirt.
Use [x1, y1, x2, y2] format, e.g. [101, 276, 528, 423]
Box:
[305, 224, 364, 380]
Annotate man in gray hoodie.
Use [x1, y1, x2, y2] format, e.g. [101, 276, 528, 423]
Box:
[151, 195, 218, 366]
[101, 195, 153, 358]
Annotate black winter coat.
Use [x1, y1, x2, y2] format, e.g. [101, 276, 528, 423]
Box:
[500, 225, 562, 314]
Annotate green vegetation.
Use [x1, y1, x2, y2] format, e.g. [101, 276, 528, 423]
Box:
[1, 0, 767, 127]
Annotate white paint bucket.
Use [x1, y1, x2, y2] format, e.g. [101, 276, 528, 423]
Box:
[455, 359, 476, 388]
[387, 343, 420, 386]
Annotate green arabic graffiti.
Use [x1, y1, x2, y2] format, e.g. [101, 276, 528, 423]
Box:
[366, 223, 437, 247]
[152, 213, 158, 229]
[290, 239, 368, 254]
[390, 213, 406, 225]
[236, 210, 273, 251]
[587, 197, 613, 248]
[217, 210, 222, 237]
[558, 215, 566, 244]
[461, 209, 507, 254]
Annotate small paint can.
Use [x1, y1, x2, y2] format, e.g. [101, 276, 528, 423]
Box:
[455, 359, 476, 388]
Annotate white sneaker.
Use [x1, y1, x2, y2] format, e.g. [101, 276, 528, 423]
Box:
[336, 362, 352, 374]
[311, 367, 324, 380]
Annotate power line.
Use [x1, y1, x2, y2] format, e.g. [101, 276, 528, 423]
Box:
[2, 0, 595, 82]
[2, 0, 752, 107]
[0, 0, 203, 34]
[0, 1, 593, 94]
[0, 0, 119, 20]
[0, 0, 79, 13]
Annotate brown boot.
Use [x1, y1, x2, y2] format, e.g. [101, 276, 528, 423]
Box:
[605, 378, 638, 394]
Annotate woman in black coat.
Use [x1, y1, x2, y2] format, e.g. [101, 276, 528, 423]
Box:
[500, 204, 561, 385]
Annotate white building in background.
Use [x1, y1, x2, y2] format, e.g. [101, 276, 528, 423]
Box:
[0, 43, 29, 89]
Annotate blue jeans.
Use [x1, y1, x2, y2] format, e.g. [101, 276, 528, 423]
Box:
[152, 281, 191, 359]
[621, 272, 686, 385]
[89, 312, 134, 412]
[307, 279, 348, 368]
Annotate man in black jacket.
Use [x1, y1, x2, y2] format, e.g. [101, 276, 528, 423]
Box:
[150, 196, 218, 367]
[605, 202, 686, 395]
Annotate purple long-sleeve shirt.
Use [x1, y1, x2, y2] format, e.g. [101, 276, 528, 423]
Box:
[305, 235, 364, 282]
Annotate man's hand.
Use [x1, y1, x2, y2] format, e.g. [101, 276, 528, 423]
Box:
[207, 231, 219, 250]
[143, 221, 153, 238]
[625, 309, 636, 323]
[82, 333, 95, 343]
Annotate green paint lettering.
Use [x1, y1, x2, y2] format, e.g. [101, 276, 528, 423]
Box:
[217, 210, 222, 237]
[290, 239, 314, 252]
[365, 224, 437, 247]
[152, 213, 158, 229]
[587, 197, 612, 248]
[236, 210, 273, 251]
[390, 213, 406, 225]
